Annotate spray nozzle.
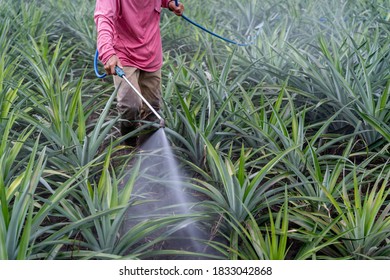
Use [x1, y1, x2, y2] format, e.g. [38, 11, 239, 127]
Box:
[159, 118, 165, 128]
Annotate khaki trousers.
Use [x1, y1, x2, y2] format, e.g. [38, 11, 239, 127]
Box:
[113, 67, 161, 144]
[114, 67, 161, 125]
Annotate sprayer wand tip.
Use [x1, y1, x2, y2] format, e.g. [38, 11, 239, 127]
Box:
[159, 119, 165, 128]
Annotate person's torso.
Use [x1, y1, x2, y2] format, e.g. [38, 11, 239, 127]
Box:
[114, 0, 163, 70]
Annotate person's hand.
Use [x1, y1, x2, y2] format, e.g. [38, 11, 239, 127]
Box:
[104, 55, 122, 75]
[169, 0, 184, 16]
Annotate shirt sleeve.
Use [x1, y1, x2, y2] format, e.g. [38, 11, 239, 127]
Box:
[94, 0, 118, 64]
[161, 0, 171, 9]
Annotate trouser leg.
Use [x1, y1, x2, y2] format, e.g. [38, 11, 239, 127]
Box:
[139, 69, 162, 122]
[137, 69, 162, 145]
[114, 67, 142, 146]
[114, 67, 162, 146]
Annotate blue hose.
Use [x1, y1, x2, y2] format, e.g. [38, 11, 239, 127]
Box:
[94, 49, 107, 78]
[174, 0, 254, 46]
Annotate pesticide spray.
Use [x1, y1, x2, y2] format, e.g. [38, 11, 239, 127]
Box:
[97, 65, 210, 258]
[122, 128, 210, 258]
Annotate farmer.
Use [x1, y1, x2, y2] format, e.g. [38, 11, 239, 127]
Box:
[94, 0, 184, 146]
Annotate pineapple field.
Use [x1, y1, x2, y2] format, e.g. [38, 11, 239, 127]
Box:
[0, 0, 389, 260]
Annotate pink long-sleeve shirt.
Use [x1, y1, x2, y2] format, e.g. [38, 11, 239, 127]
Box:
[94, 0, 171, 72]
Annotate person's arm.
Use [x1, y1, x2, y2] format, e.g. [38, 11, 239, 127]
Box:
[94, 0, 122, 75]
